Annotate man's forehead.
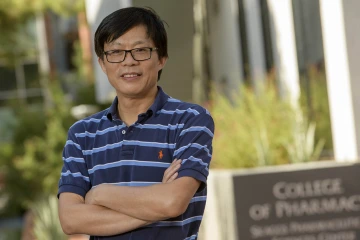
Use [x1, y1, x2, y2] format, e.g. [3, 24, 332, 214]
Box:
[106, 25, 152, 46]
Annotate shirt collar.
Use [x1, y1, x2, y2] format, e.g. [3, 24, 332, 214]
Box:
[106, 86, 169, 121]
[106, 96, 118, 121]
[148, 86, 169, 115]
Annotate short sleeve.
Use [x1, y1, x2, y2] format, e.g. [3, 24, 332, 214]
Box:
[174, 108, 214, 192]
[58, 126, 91, 199]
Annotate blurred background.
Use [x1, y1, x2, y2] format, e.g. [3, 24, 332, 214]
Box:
[0, 0, 359, 239]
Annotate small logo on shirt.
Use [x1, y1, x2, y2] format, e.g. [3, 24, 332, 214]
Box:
[158, 150, 164, 159]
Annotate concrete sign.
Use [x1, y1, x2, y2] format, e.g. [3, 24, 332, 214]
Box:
[233, 163, 360, 240]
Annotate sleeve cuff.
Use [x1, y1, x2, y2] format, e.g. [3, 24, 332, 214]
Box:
[58, 184, 88, 199]
[177, 168, 207, 192]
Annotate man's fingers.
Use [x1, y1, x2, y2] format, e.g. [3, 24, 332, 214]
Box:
[169, 172, 178, 181]
[162, 159, 182, 183]
[166, 159, 181, 174]
[163, 159, 176, 176]
[164, 159, 178, 173]
[163, 163, 180, 182]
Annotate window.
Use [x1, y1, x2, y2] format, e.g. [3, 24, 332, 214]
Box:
[0, 60, 43, 107]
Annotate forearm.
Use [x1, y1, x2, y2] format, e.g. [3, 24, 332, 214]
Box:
[59, 200, 150, 236]
[91, 178, 199, 221]
[94, 184, 175, 221]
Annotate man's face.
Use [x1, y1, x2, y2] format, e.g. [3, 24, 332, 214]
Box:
[98, 25, 167, 99]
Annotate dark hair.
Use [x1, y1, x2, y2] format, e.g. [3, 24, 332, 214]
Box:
[94, 7, 168, 80]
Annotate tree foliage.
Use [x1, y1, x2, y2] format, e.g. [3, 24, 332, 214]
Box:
[0, 0, 84, 62]
[0, 83, 75, 217]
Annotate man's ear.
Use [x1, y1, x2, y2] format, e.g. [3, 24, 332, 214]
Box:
[158, 56, 168, 71]
[98, 57, 107, 74]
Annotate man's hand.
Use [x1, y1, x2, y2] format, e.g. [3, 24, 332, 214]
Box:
[162, 159, 182, 183]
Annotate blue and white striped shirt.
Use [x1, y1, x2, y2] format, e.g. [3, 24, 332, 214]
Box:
[58, 87, 214, 240]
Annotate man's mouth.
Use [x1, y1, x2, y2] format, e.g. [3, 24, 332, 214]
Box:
[121, 73, 141, 78]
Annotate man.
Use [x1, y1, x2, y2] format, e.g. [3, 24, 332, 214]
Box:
[58, 7, 214, 240]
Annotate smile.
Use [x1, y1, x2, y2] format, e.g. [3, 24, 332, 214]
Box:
[123, 74, 139, 77]
[121, 73, 142, 78]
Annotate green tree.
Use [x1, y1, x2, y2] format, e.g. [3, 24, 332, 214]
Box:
[0, 83, 75, 217]
[0, 0, 84, 63]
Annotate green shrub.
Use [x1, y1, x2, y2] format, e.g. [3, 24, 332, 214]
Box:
[0, 83, 75, 217]
[32, 195, 67, 240]
[299, 67, 333, 153]
[210, 83, 324, 169]
[0, 229, 22, 240]
[285, 121, 325, 163]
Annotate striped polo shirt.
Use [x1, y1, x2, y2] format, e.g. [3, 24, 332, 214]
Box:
[58, 86, 214, 240]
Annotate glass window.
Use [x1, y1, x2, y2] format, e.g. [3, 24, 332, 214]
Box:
[24, 63, 40, 89]
[0, 66, 17, 91]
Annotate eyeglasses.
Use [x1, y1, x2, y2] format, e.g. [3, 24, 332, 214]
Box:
[103, 47, 158, 63]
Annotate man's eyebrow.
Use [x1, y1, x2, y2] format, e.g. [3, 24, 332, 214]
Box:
[110, 40, 149, 46]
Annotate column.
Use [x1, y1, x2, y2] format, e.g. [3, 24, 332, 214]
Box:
[267, 0, 300, 105]
[206, 0, 244, 96]
[243, 0, 266, 91]
[319, 0, 358, 162]
[85, 0, 132, 103]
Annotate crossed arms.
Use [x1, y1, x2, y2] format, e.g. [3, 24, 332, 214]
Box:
[58, 159, 201, 236]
